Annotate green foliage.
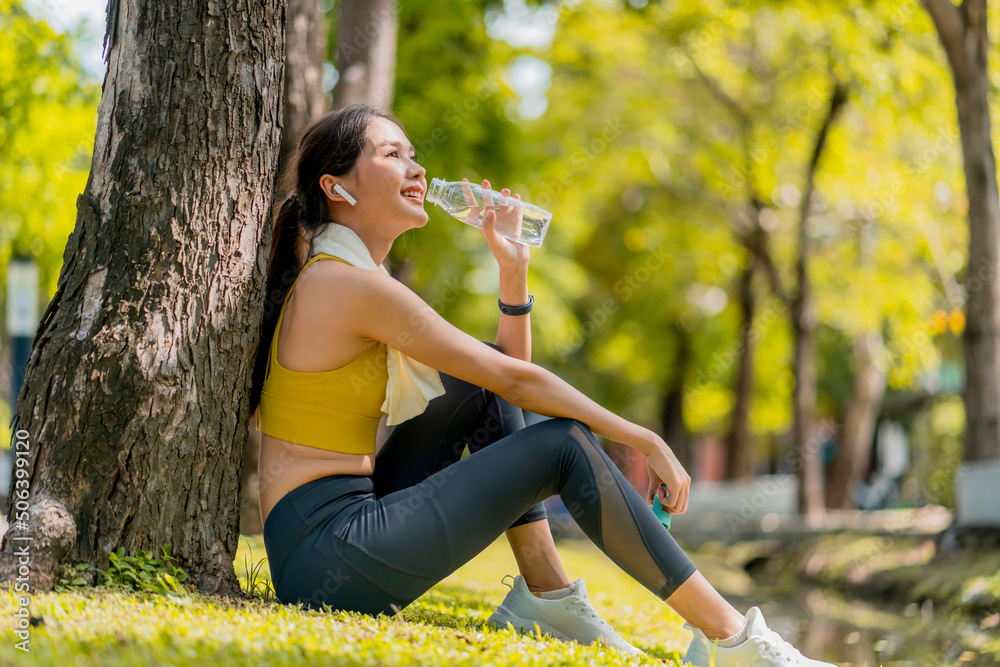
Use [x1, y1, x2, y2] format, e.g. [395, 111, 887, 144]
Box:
[54, 544, 192, 598]
[0, 0, 100, 296]
[0, 398, 10, 449]
[54, 560, 92, 590]
[515, 0, 971, 454]
[239, 539, 277, 602]
[907, 395, 964, 508]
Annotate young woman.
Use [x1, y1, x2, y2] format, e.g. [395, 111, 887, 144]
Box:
[249, 104, 834, 667]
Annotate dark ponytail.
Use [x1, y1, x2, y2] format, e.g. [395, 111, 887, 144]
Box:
[249, 104, 406, 415]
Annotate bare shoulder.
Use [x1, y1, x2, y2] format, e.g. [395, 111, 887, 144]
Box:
[298, 256, 380, 281]
[295, 258, 410, 306]
[291, 257, 529, 396]
[292, 258, 419, 334]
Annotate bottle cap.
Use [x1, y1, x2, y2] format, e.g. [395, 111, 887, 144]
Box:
[426, 178, 447, 205]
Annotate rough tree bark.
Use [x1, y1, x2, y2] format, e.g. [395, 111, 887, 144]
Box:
[791, 81, 847, 519]
[0, 1, 285, 595]
[826, 332, 886, 509]
[333, 0, 398, 112]
[923, 0, 1000, 462]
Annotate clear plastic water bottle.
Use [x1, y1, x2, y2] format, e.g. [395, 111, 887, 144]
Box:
[425, 177, 553, 248]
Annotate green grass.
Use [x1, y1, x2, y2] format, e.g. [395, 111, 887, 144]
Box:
[1, 535, 692, 666]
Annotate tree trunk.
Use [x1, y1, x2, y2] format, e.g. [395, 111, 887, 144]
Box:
[333, 0, 398, 111]
[724, 260, 757, 480]
[662, 327, 692, 471]
[0, 0, 285, 595]
[826, 332, 886, 508]
[279, 0, 327, 172]
[924, 0, 1000, 463]
[791, 291, 825, 518]
[792, 81, 847, 519]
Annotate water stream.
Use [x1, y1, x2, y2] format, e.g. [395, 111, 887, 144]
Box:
[720, 585, 997, 666]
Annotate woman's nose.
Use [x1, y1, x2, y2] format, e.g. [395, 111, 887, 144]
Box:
[408, 158, 425, 179]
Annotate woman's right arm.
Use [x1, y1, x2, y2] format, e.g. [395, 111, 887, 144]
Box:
[327, 266, 690, 512]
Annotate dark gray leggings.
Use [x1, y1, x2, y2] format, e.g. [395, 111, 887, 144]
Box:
[261, 343, 697, 615]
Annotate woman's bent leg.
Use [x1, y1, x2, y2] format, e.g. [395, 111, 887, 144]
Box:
[286, 418, 701, 615]
[373, 342, 546, 529]
[373, 342, 562, 590]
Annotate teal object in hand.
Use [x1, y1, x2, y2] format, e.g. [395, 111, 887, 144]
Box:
[652, 494, 672, 529]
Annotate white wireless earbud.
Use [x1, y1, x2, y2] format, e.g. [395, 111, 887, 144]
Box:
[333, 183, 357, 206]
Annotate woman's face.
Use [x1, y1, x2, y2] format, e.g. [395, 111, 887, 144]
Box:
[330, 116, 428, 234]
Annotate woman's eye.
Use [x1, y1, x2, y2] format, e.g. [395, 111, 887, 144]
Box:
[387, 150, 398, 158]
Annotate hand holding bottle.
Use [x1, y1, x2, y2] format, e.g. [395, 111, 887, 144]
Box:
[426, 177, 553, 247]
[463, 178, 530, 271]
[644, 440, 691, 515]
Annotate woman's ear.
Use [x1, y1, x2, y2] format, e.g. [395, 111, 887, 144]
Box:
[319, 174, 356, 204]
[333, 184, 357, 206]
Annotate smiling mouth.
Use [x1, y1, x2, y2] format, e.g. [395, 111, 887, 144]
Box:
[401, 187, 424, 202]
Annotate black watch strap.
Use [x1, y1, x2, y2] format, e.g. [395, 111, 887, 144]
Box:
[498, 294, 533, 316]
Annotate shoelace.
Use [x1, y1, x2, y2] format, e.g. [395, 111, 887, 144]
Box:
[753, 627, 805, 663]
[570, 598, 610, 627]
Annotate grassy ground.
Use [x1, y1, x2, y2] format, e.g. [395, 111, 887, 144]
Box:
[1, 535, 693, 666]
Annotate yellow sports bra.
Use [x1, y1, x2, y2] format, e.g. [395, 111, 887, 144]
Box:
[256, 253, 388, 454]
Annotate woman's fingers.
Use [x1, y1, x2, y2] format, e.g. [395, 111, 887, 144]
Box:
[460, 178, 477, 206]
[675, 487, 689, 515]
[664, 478, 690, 514]
[479, 209, 498, 239]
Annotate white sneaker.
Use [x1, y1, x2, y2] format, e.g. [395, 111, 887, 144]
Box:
[681, 606, 836, 666]
[486, 574, 644, 656]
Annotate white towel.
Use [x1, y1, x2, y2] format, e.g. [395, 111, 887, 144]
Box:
[310, 222, 446, 425]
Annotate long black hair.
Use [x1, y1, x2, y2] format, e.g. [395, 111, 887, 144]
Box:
[249, 104, 406, 415]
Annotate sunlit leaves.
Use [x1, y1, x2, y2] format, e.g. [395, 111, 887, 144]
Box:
[0, 0, 99, 294]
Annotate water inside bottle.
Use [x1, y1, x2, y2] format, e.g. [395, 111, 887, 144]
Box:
[425, 177, 552, 248]
[443, 204, 549, 248]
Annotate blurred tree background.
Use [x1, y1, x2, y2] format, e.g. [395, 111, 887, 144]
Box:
[2, 0, 997, 514]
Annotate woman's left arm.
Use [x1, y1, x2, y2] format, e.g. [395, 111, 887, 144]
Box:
[473, 178, 531, 362]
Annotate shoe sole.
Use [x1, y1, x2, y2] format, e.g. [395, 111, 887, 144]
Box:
[487, 605, 574, 642]
[487, 606, 644, 656]
[681, 643, 717, 666]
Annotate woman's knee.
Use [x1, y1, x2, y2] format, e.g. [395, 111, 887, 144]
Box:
[549, 417, 592, 436]
[522, 417, 594, 449]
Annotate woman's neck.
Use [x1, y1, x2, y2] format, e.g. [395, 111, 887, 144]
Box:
[316, 220, 394, 267]
[351, 225, 392, 266]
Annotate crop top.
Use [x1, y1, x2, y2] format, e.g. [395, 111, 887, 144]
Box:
[256, 253, 388, 454]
